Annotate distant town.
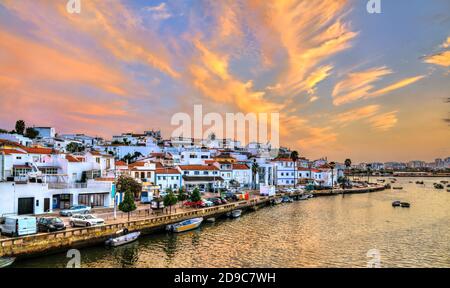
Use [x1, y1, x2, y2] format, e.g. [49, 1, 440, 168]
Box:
[0, 120, 449, 216]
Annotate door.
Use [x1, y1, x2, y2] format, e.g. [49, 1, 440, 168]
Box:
[18, 197, 34, 215]
[44, 198, 50, 212]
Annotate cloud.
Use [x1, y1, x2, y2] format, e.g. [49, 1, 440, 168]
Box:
[367, 111, 398, 131]
[424, 51, 450, 67]
[143, 3, 173, 20]
[370, 75, 426, 97]
[332, 67, 392, 106]
[332, 66, 425, 106]
[335, 105, 380, 125]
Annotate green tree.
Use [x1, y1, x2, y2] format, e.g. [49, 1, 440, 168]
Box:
[329, 162, 336, 191]
[290, 151, 299, 188]
[118, 191, 137, 221]
[190, 187, 202, 203]
[24, 127, 38, 139]
[251, 160, 259, 190]
[15, 120, 25, 135]
[344, 158, 352, 187]
[116, 175, 142, 199]
[66, 142, 85, 153]
[0, 128, 8, 134]
[177, 188, 187, 202]
[163, 189, 178, 214]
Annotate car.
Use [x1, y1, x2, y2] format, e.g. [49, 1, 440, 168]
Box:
[223, 192, 238, 201]
[0, 216, 37, 237]
[37, 217, 66, 233]
[60, 205, 92, 217]
[207, 198, 222, 205]
[69, 214, 105, 227]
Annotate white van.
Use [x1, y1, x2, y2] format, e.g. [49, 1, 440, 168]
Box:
[0, 216, 37, 237]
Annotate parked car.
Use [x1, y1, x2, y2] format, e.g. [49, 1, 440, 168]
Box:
[201, 199, 214, 207]
[37, 217, 66, 233]
[207, 198, 223, 206]
[0, 216, 37, 237]
[183, 201, 203, 208]
[60, 205, 92, 217]
[69, 214, 105, 227]
[223, 192, 238, 201]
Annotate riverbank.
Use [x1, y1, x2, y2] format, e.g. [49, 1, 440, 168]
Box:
[0, 185, 386, 259]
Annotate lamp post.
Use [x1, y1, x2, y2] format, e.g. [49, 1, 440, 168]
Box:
[329, 162, 336, 192]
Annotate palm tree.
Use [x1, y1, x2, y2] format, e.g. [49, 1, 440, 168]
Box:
[344, 159, 352, 188]
[366, 163, 372, 184]
[251, 160, 259, 190]
[329, 162, 336, 191]
[290, 151, 299, 188]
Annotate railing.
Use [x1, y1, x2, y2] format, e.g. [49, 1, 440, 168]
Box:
[47, 182, 111, 190]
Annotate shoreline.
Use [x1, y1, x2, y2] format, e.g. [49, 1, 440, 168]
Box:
[0, 185, 386, 260]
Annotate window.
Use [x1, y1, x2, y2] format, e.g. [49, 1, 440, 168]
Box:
[96, 158, 100, 164]
[135, 172, 139, 178]
[184, 171, 188, 175]
[147, 172, 151, 178]
[194, 171, 200, 175]
[201, 155, 208, 159]
[203, 171, 208, 175]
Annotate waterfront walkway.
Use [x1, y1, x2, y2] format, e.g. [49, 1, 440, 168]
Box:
[0, 184, 386, 258]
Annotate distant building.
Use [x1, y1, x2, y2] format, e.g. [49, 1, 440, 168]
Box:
[33, 127, 56, 138]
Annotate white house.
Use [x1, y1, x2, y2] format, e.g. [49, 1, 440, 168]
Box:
[177, 165, 223, 192]
[231, 164, 252, 188]
[155, 168, 182, 191]
[33, 127, 56, 138]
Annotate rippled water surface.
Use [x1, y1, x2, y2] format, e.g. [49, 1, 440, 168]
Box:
[14, 177, 450, 268]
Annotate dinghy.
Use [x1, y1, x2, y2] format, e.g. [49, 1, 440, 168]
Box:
[226, 209, 242, 218]
[0, 257, 16, 268]
[166, 217, 203, 233]
[105, 229, 140, 247]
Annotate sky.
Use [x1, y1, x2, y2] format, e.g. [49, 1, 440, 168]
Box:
[0, 0, 449, 163]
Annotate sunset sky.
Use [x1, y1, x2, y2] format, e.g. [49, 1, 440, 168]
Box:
[0, 0, 449, 162]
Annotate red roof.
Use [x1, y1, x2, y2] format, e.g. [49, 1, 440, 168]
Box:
[0, 149, 26, 155]
[232, 164, 249, 170]
[178, 165, 219, 171]
[271, 158, 293, 162]
[66, 155, 80, 163]
[115, 160, 128, 166]
[155, 168, 180, 174]
[23, 147, 55, 154]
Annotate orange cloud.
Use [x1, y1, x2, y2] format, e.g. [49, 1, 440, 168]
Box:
[424, 51, 450, 67]
[335, 105, 381, 125]
[333, 66, 425, 106]
[367, 111, 398, 131]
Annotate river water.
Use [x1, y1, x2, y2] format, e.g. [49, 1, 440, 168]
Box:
[13, 177, 450, 268]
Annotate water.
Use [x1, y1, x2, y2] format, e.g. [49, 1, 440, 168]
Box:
[13, 177, 450, 268]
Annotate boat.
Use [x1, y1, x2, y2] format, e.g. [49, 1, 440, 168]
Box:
[166, 217, 203, 233]
[434, 183, 444, 189]
[0, 257, 16, 268]
[392, 201, 401, 207]
[298, 195, 309, 201]
[400, 202, 410, 208]
[226, 209, 242, 218]
[272, 198, 283, 205]
[415, 181, 424, 185]
[105, 229, 140, 247]
[206, 217, 216, 223]
[281, 196, 293, 203]
[440, 180, 448, 184]
[392, 186, 403, 190]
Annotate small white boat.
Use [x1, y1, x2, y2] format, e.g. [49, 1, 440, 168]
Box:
[105, 229, 140, 247]
[206, 217, 216, 223]
[272, 198, 283, 205]
[166, 217, 203, 233]
[226, 209, 242, 218]
[298, 195, 309, 201]
[0, 257, 16, 268]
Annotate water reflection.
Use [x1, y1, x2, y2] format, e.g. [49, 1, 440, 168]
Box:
[13, 177, 450, 268]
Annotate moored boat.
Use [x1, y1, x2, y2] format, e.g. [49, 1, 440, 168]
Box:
[400, 202, 410, 208]
[271, 198, 283, 205]
[440, 180, 448, 184]
[166, 217, 203, 233]
[226, 209, 242, 218]
[415, 181, 424, 185]
[392, 201, 401, 207]
[281, 196, 293, 203]
[105, 229, 140, 247]
[0, 257, 16, 268]
[206, 217, 216, 223]
[434, 183, 444, 189]
[392, 186, 403, 190]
